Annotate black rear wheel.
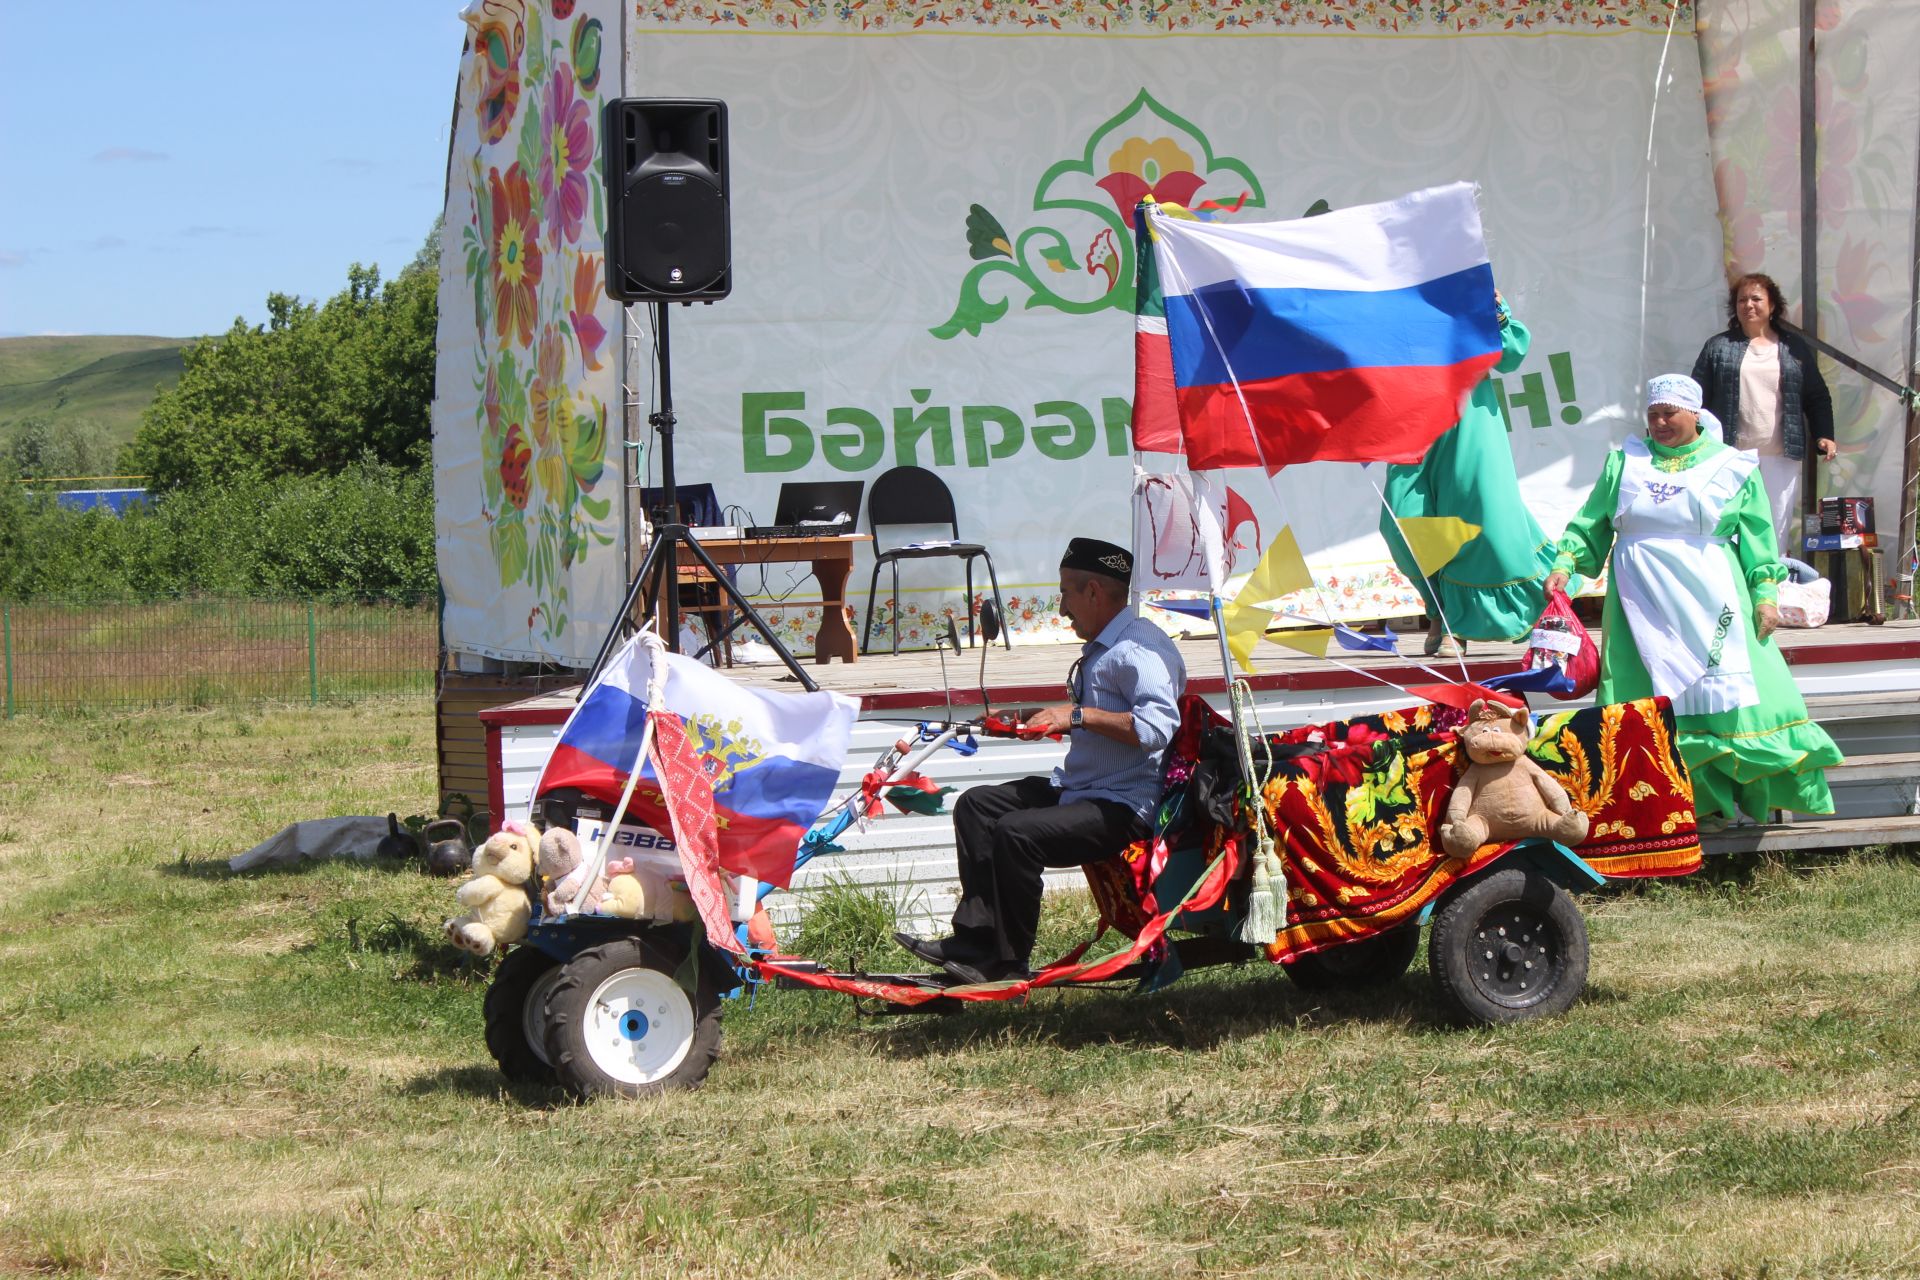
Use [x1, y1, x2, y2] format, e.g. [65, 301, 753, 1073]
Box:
[544, 936, 724, 1100]
[1428, 867, 1588, 1025]
[482, 946, 562, 1085]
[1283, 924, 1420, 991]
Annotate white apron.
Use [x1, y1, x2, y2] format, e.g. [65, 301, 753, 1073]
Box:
[1612, 437, 1761, 716]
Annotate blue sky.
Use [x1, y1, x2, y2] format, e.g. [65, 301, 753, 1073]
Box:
[0, 3, 469, 338]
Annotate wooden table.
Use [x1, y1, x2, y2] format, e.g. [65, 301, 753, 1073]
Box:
[674, 533, 872, 664]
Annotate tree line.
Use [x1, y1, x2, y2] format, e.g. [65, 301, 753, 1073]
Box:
[1, 235, 441, 602]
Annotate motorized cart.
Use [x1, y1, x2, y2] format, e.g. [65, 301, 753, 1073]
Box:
[483, 693, 1702, 1099]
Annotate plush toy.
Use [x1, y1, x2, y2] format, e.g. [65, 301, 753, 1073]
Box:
[1439, 699, 1591, 858]
[745, 906, 778, 951]
[444, 824, 535, 956]
[538, 827, 611, 916]
[602, 863, 697, 923]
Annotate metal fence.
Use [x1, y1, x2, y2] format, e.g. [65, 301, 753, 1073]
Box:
[0, 596, 438, 716]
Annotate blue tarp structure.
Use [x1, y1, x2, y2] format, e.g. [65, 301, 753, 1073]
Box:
[52, 488, 147, 515]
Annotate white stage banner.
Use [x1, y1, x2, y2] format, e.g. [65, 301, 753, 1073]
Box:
[618, 7, 1724, 653]
[433, 0, 629, 666]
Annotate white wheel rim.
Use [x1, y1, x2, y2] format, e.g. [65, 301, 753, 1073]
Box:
[583, 966, 696, 1086]
[523, 967, 563, 1067]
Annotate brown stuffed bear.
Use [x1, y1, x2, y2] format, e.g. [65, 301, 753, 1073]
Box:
[1439, 699, 1590, 859]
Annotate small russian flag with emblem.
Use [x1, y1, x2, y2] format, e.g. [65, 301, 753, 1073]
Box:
[534, 634, 857, 887]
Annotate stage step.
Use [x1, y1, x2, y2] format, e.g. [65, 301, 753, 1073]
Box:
[1825, 751, 1920, 789]
[1700, 813, 1920, 857]
[1805, 691, 1920, 723]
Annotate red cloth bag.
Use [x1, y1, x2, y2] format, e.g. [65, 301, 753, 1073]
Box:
[1525, 589, 1598, 700]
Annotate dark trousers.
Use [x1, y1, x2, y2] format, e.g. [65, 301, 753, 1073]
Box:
[948, 776, 1145, 965]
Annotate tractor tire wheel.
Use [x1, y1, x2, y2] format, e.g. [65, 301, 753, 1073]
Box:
[1428, 867, 1588, 1025]
[482, 946, 563, 1085]
[1283, 924, 1420, 992]
[544, 936, 724, 1100]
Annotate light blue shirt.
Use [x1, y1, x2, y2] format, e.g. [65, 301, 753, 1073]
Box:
[1053, 610, 1187, 819]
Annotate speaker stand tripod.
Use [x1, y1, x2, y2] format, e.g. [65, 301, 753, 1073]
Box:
[582, 302, 819, 694]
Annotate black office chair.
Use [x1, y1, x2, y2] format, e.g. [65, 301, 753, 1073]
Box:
[861, 465, 1010, 654]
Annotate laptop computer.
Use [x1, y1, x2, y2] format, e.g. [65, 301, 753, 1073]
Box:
[638, 482, 722, 528]
[771, 479, 864, 532]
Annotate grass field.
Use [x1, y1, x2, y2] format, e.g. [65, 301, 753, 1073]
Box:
[0, 334, 186, 448]
[3, 698, 1919, 1279]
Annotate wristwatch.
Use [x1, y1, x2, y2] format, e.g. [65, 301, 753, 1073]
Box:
[1070, 705, 1084, 730]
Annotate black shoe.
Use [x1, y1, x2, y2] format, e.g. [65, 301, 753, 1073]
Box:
[894, 931, 988, 967]
[940, 955, 1031, 986]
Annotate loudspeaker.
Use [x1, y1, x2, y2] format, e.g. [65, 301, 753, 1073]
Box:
[602, 98, 730, 302]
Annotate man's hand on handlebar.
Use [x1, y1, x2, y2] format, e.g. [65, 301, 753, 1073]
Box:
[979, 709, 1063, 740]
[1022, 704, 1075, 736]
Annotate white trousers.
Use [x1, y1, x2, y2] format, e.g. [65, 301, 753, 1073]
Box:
[1757, 452, 1803, 556]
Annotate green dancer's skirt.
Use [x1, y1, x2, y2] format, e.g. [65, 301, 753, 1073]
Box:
[1591, 559, 1841, 822]
[1379, 396, 1556, 642]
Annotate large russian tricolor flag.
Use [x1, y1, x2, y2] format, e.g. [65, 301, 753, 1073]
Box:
[534, 633, 858, 887]
[1147, 182, 1502, 472]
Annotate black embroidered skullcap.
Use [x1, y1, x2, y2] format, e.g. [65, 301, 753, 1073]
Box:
[1061, 537, 1132, 582]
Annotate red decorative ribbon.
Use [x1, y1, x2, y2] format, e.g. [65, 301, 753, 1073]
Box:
[648, 711, 745, 954]
[757, 833, 1241, 1004]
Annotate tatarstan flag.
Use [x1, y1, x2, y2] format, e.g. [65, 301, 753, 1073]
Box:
[1131, 202, 1183, 455]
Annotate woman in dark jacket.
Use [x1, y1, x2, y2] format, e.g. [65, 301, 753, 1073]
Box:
[1689, 272, 1836, 555]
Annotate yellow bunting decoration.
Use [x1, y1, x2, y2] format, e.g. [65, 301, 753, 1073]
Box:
[1396, 516, 1482, 577]
[1223, 525, 1316, 672]
[1266, 627, 1334, 658]
[1221, 599, 1270, 673]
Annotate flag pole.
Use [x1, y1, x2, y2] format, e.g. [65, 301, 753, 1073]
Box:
[1211, 591, 1287, 945]
[1208, 594, 1256, 782]
[564, 629, 668, 916]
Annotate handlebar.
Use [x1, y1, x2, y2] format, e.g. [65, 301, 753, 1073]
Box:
[979, 713, 1063, 742]
[786, 709, 1071, 899]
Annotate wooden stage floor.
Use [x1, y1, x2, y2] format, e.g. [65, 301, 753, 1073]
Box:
[480, 616, 1920, 859]
[511, 617, 1920, 715]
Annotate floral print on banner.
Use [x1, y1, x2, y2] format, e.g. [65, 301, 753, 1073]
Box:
[932, 90, 1266, 341]
[1698, 0, 1914, 525]
[459, 0, 616, 646]
[863, 592, 1076, 650]
[633, 0, 1691, 35]
[810, 591, 1076, 651]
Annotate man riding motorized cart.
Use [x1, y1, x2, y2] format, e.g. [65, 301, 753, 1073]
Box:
[896, 538, 1186, 986]
[475, 532, 1703, 1100]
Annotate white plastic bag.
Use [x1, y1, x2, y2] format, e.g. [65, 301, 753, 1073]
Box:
[1775, 577, 1830, 628]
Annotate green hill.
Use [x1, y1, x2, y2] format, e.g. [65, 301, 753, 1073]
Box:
[0, 335, 190, 456]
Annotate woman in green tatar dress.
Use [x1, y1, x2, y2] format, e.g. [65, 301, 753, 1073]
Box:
[1543, 374, 1842, 830]
[1380, 292, 1557, 654]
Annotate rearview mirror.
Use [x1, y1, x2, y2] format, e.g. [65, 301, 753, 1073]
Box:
[943, 615, 961, 654]
[978, 600, 1002, 645]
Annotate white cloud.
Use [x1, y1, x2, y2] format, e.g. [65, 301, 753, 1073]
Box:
[0, 249, 25, 268]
